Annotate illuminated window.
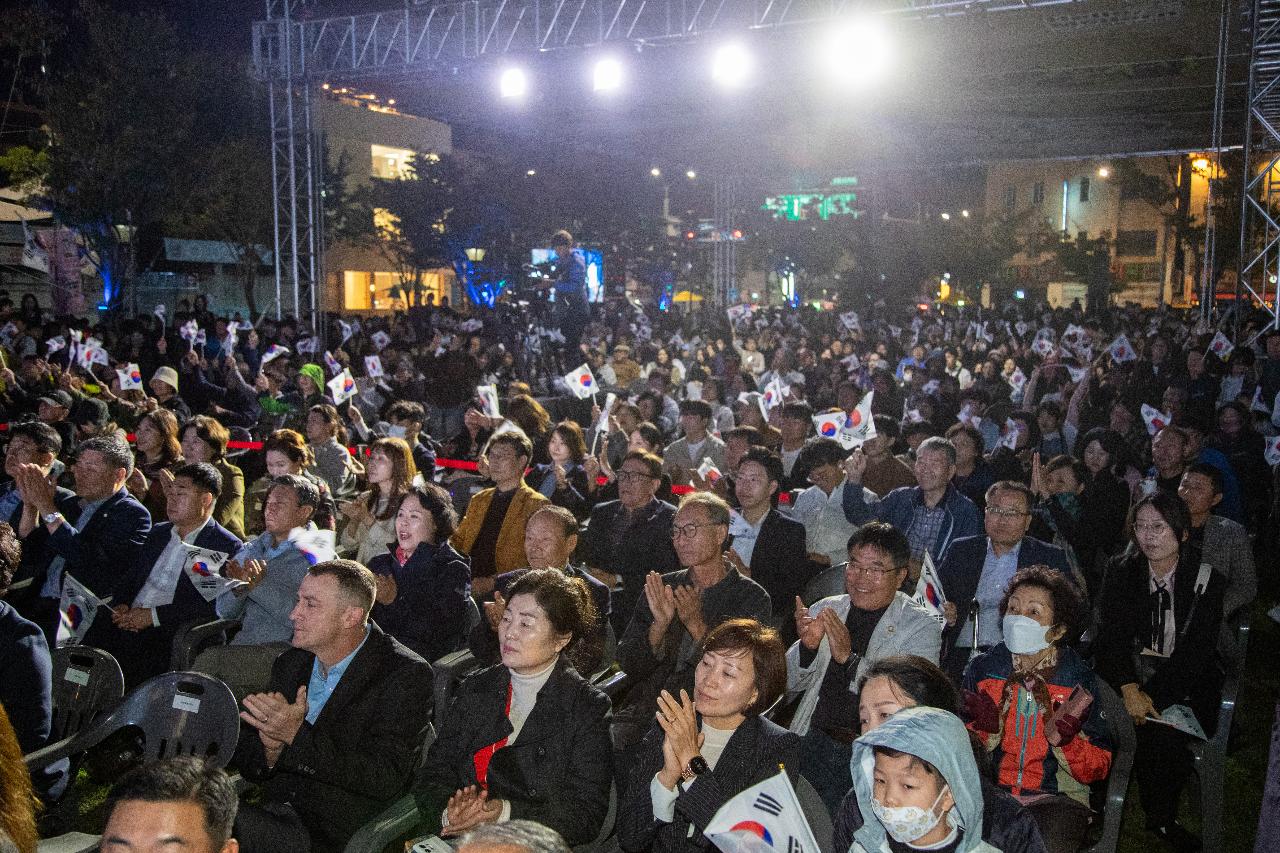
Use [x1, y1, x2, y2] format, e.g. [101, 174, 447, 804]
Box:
[343, 269, 448, 310]
[370, 145, 416, 180]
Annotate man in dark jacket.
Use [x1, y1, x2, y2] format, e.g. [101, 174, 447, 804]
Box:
[13, 434, 152, 643]
[937, 481, 1074, 680]
[84, 462, 242, 687]
[580, 450, 679, 633]
[234, 559, 434, 853]
[0, 422, 72, 602]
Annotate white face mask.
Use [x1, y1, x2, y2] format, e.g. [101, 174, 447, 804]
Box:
[386, 424, 407, 439]
[871, 784, 949, 844]
[1002, 614, 1053, 655]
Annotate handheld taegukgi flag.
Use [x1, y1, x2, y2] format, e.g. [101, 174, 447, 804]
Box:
[288, 526, 338, 565]
[57, 574, 109, 648]
[117, 362, 144, 391]
[762, 378, 788, 412]
[179, 544, 243, 602]
[327, 368, 358, 405]
[913, 551, 947, 626]
[1208, 331, 1234, 360]
[704, 770, 821, 853]
[1140, 403, 1172, 437]
[476, 384, 501, 419]
[261, 344, 290, 365]
[371, 330, 392, 352]
[1108, 334, 1137, 364]
[564, 363, 597, 400]
[838, 391, 876, 449]
[324, 351, 343, 375]
[364, 354, 385, 379]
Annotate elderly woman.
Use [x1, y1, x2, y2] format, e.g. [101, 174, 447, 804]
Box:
[180, 415, 246, 539]
[963, 567, 1112, 853]
[367, 483, 470, 662]
[339, 437, 416, 565]
[1094, 492, 1225, 852]
[619, 618, 800, 853]
[524, 420, 592, 520]
[413, 569, 611, 847]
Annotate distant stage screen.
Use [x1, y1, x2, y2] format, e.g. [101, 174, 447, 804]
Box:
[532, 248, 604, 303]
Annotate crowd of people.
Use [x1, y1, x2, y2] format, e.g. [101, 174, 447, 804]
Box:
[0, 285, 1277, 853]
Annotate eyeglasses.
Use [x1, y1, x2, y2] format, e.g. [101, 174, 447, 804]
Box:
[985, 507, 1029, 519]
[616, 470, 655, 483]
[671, 522, 722, 540]
[847, 562, 900, 579]
[1133, 522, 1171, 535]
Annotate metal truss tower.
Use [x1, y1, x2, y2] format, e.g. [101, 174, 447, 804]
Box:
[251, 0, 1088, 316]
[712, 178, 739, 305]
[1236, 0, 1280, 336]
[257, 0, 323, 329]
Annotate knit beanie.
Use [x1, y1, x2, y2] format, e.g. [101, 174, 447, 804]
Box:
[298, 363, 324, 392]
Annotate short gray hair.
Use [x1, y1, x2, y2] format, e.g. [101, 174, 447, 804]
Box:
[916, 436, 957, 466]
[457, 820, 571, 853]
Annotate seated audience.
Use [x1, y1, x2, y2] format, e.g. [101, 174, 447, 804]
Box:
[844, 706, 1048, 853]
[1094, 492, 1225, 852]
[414, 569, 612, 847]
[235, 559, 434, 853]
[724, 446, 811, 622]
[963, 567, 1112, 853]
[129, 408, 183, 520]
[842, 435, 982, 568]
[787, 522, 943, 814]
[367, 484, 472, 662]
[661, 400, 726, 487]
[524, 420, 593, 519]
[338, 437, 416, 565]
[15, 434, 152, 641]
[201, 474, 320, 699]
[85, 462, 242, 688]
[791, 438, 872, 569]
[1177, 463, 1257, 647]
[456, 821, 570, 853]
[102, 757, 239, 853]
[612, 492, 771, 757]
[0, 422, 70, 603]
[246, 429, 336, 534]
[180, 415, 247, 539]
[864, 416, 919, 498]
[304, 404, 359, 501]
[451, 430, 549, 598]
[937, 481, 1073, 680]
[948, 421, 997, 510]
[348, 399, 437, 480]
[580, 449, 679, 633]
[471, 505, 610, 675]
[618, 618, 799, 853]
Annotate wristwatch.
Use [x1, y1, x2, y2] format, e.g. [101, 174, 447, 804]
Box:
[42, 511, 62, 526]
[680, 755, 710, 782]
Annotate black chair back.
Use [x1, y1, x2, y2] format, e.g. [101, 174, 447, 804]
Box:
[49, 646, 125, 742]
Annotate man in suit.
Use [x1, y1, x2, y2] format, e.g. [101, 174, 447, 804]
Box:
[937, 480, 1073, 680]
[0, 421, 72, 604]
[84, 462, 242, 687]
[1178, 463, 1257, 650]
[661, 399, 726, 486]
[12, 434, 152, 643]
[102, 758, 240, 853]
[724, 446, 812, 625]
[579, 449, 679, 633]
[234, 559, 434, 853]
[471, 505, 612, 674]
[786, 522, 942, 815]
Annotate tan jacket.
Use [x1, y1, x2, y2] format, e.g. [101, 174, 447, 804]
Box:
[450, 481, 549, 577]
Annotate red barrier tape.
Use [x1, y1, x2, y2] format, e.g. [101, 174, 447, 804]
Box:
[7, 423, 796, 502]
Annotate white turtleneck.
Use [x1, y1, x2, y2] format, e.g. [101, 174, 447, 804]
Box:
[508, 657, 557, 744]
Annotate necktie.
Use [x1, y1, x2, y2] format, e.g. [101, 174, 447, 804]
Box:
[1150, 581, 1171, 654]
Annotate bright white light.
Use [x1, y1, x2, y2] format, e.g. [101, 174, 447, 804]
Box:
[822, 18, 891, 88]
[1097, 166, 1111, 178]
[940, 212, 951, 220]
[499, 67, 527, 99]
[593, 57, 623, 92]
[526, 169, 537, 176]
[650, 167, 662, 177]
[686, 170, 697, 180]
[961, 209, 970, 218]
[712, 44, 751, 87]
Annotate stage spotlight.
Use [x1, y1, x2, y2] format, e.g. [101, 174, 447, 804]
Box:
[499, 67, 527, 99]
[593, 57, 623, 92]
[650, 167, 662, 177]
[712, 43, 751, 87]
[686, 170, 697, 180]
[940, 212, 951, 221]
[822, 18, 891, 87]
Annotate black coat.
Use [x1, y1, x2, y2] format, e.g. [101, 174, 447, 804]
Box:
[618, 715, 802, 853]
[1093, 545, 1225, 728]
[39, 487, 152, 601]
[737, 509, 812, 616]
[414, 658, 613, 846]
[235, 623, 435, 853]
[580, 498, 680, 631]
[368, 540, 472, 662]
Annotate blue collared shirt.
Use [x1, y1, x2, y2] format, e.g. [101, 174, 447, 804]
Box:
[305, 626, 370, 724]
[959, 538, 1023, 648]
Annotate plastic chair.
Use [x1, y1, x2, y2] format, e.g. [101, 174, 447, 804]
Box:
[170, 617, 243, 670]
[340, 722, 437, 853]
[1084, 678, 1137, 853]
[1189, 615, 1251, 853]
[430, 597, 483, 727]
[802, 563, 847, 605]
[26, 671, 241, 774]
[795, 776, 834, 853]
[48, 646, 125, 743]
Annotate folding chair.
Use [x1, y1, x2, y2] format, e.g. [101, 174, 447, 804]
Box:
[802, 563, 847, 605]
[1084, 678, 1137, 853]
[48, 646, 125, 742]
[1189, 615, 1251, 853]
